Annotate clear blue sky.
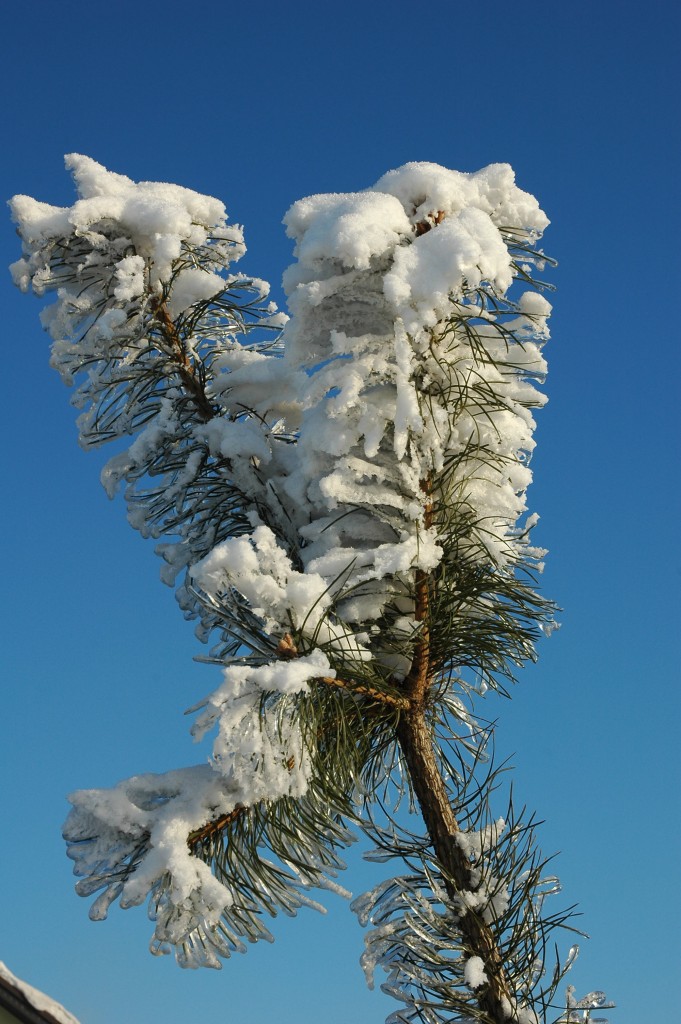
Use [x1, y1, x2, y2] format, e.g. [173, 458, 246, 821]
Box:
[1, 2, 679, 1022]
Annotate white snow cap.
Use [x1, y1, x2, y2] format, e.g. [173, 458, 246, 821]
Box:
[372, 161, 549, 234]
[283, 160, 549, 335]
[285, 191, 412, 270]
[10, 154, 243, 288]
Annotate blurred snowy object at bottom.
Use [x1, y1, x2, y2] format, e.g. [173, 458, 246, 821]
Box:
[0, 961, 82, 1024]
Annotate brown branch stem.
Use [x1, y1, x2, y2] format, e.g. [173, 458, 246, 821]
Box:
[315, 675, 409, 710]
[150, 297, 215, 421]
[276, 634, 410, 709]
[393, 476, 516, 1022]
[396, 711, 515, 1023]
[187, 804, 248, 850]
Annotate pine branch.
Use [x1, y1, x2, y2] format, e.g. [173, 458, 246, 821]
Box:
[11, 156, 613, 1021]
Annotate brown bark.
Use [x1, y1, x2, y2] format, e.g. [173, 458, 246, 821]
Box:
[396, 711, 514, 1023]
[316, 675, 410, 710]
[150, 298, 215, 421]
[395, 483, 516, 1022]
[187, 805, 247, 850]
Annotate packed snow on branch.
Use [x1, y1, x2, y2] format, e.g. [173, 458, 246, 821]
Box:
[64, 767, 239, 938]
[11, 156, 557, 968]
[10, 153, 242, 289]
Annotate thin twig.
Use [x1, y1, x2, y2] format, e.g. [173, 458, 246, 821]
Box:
[187, 805, 248, 849]
[315, 675, 410, 710]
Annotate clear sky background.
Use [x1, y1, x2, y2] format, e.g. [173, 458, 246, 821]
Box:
[1, 2, 679, 1022]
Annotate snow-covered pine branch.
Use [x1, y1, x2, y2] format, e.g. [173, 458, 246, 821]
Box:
[10, 157, 612, 1023]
